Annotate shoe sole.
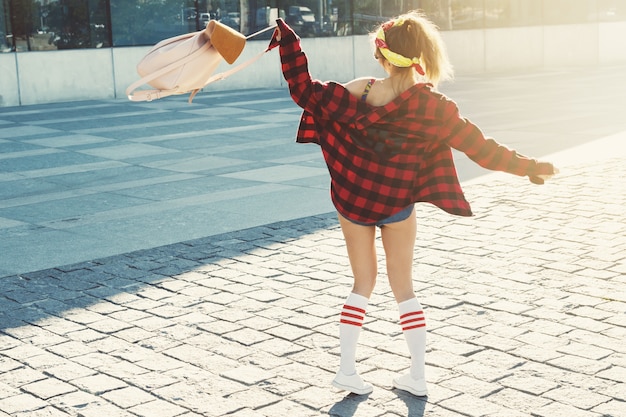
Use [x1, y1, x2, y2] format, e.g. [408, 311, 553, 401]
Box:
[332, 380, 373, 395]
[392, 380, 428, 397]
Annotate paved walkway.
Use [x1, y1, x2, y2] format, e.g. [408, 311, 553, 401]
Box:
[1, 65, 625, 416]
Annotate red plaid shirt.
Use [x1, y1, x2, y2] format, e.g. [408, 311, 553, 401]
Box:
[279, 32, 542, 224]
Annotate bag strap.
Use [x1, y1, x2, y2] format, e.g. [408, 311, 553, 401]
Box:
[186, 47, 266, 101]
[126, 25, 276, 103]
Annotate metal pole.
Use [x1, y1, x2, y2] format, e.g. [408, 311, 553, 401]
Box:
[319, 0, 323, 32]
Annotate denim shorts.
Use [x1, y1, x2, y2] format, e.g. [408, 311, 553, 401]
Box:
[342, 204, 414, 227]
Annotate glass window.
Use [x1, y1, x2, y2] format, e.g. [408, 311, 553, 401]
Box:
[4, 0, 40, 51]
[286, 0, 354, 37]
[484, 0, 543, 28]
[420, 0, 484, 30]
[243, 0, 280, 37]
[351, 0, 422, 35]
[597, 0, 626, 21]
[274, 0, 324, 37]
[38, 0, 110, 50]
[420, 0, 455, 31]
[543, 0, 597, 25]
[217, 0, 242, 33]
[320, 0, 352, 36]
[111, 0, 197, 47]
[351, 0, 381, 35]
[2, 0, 110, 52]
[1, 0, 12, 52]
[4, 0, 624, 52]
[450, 0, 485, 29]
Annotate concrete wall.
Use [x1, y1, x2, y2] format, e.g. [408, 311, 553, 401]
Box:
[2, 21, 626, 107]
[599, 21, 626, 64]
[19, 49, 116, 105]
[544, 24, 599, 67]
[0, 53, 18, 107]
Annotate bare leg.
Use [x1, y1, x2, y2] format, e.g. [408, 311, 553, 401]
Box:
[332, 213, 377, 395]
[380, 207, 417, 302]
[381, 209, 428, 396]
[337, 213, 377, 297]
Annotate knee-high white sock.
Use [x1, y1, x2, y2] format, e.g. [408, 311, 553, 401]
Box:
[398, 298, 426, 380]
[339, 292, 369, 375]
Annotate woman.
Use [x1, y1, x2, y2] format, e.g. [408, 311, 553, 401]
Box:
[272, 12, 556, 397]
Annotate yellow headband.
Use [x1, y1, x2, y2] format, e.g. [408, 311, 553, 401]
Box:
[375, 19, 425, 75]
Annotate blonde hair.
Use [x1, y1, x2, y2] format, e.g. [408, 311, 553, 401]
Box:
[372, 11, 453, 86]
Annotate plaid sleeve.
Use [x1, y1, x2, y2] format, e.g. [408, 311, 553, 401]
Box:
[439, 99, 538, 177]
[278, 22, 359, 124]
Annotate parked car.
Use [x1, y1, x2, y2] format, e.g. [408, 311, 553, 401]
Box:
[199, 13, 211, 26]
[1, 31, 12, 52]
[286, 6, 317, 37]
[219, 12, 240, 31]
[184, 7, 197, 20]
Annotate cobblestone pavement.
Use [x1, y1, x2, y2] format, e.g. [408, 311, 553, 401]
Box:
[1, 66, 625, 416]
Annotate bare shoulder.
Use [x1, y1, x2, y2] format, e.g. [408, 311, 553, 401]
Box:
[343, 77, 376, 98]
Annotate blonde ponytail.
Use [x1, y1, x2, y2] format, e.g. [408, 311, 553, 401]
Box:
[372, 11, 453, 86]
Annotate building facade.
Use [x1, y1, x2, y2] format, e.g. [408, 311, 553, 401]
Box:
[1, 0, 625, 106]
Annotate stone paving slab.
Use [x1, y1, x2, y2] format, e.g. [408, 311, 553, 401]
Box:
[0, 88, 335, 278]
[0, 148, 624, 416]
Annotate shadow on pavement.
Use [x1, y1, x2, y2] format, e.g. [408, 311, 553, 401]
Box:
[328, 392, 370, 416]
[0, 214, 337, 333]
[394, 390, 428, 417]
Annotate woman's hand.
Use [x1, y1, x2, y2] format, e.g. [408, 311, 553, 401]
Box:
[536, 167, 559, 181]
[529, 163, 559, 184]
[267, 26, 282, 50]
[275, 18, 299, 43]
[268, 22, 286, 50]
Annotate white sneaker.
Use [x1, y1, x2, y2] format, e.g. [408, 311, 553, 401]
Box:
[392, 373, 428, 396]
[332, 370, 373, 395]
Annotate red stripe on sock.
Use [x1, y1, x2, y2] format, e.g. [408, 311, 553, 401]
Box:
[400, 310, 425, 331]
[403, 323, 426, 331]
[340, 319, 363, 327]
[343, 304, 366, 314]
[341, 311, 363, 320]
[401, 317, 425, 326]
[400, 310, 423, 320]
